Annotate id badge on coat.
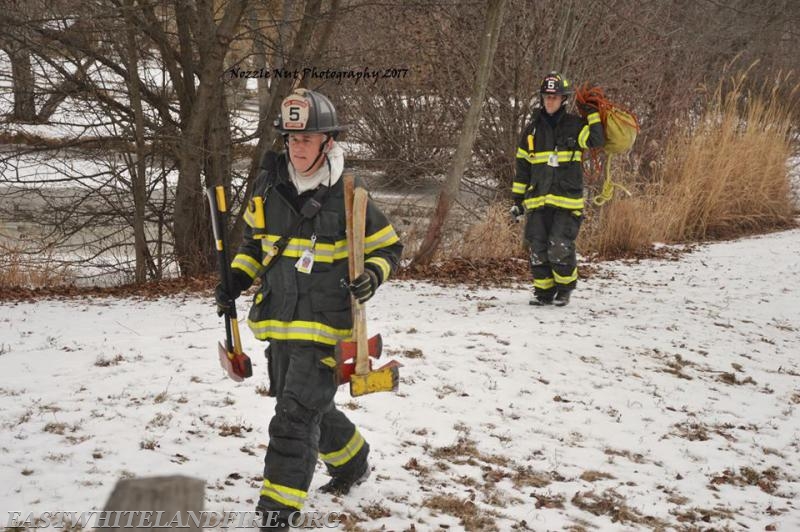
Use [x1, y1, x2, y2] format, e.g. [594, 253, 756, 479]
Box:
[295, 249, 314, 274]
[295, 234, 316, 274]
[548, 153, 559, 167]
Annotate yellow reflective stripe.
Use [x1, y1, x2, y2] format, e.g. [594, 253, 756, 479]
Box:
[523, 196, 546, 209]
[533, 277, 555, 290]
[253, 224, 397, 263]
[247, 319, 351, 345]
[517, 147, 536, 164]
[526, 151, 582, 164]
[559, 151, 582, 162]
[365, 256, 391, 282]
[329, 239, 349, 260]
[319, 430, 365, 467]
[258, 237, 349, 263]
[554, 267, 578, 285]
[545, 195, 584, 209]
[523, 194, 584, 210]
[578, 125, 590, 148]
[243, 208, 256, 228]
[260, 480, 306, 510]
[527, 134, 534, 151]
[511, 182, 527, 194]
[365, 225, 399, 254]
[586, 112, 600, 125]
[232, 254, 261, 279]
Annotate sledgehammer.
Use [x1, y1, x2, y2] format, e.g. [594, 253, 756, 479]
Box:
[337, 174, 400, 396]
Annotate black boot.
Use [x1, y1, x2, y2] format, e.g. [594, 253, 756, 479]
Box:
[553, 290, 571, 306]
[319, 459, 370, 496]
[529, 291, 554, 306]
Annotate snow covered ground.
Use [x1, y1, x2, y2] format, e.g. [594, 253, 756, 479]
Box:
[1, 228, 799, 531]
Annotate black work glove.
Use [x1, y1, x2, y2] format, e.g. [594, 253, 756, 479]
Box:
[348, 268, 379, 304]
[215, 270, 252, 317]
[510, 201, 524, 222]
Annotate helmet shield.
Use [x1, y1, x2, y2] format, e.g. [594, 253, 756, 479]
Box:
[275, 88, 345, 134]
[539, 71, 573, 96]
[280, 93, 311, 131]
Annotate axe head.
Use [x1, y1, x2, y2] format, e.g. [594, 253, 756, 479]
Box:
[218, 342, 253, 382]
[337, 334, 383, 362]
[335, 334, 382, 385]
[350, 361, 401, 397]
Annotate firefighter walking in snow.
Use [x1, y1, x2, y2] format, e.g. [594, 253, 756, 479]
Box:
[511, 72, 604, 306]
[214, 89, 403, 529]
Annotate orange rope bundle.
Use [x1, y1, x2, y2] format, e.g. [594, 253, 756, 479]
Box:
[575, 84, 640, 205]
[575, 83, 640, 137]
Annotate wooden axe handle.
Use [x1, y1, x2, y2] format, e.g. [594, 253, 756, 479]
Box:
[352, 187, 369, 375]
[344, 174, 355, 280]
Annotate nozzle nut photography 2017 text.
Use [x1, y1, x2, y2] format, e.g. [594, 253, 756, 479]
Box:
[5, 511, 348, 529]
[225, 65, 410, 84]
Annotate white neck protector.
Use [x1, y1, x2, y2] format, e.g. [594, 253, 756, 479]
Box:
[288, 142, 345, 194]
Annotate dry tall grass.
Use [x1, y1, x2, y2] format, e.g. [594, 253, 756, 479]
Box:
[401, 202, 525, 263]
[0, 242, 75, 288]
[652, 72, 797, 241]
[458, 202, 525, 259]
[578, 194, 659, 257]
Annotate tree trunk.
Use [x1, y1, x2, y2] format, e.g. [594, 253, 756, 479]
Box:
[173, 0, 247, 277]
[230, 0, 327, 246]
[247, 4, 270, 118]
[123, 2, 149, 284]
[8, 44, 37, 122]
[203, 80, 233, 268]
[411, 0, 507, 266]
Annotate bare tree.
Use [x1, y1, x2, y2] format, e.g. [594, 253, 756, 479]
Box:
[4, 41, 36, 122]
[3, 0, 799, 286]
[121, 0, 151, 283]
[1, 0, 347, 281]
[411, 0, 507, 266]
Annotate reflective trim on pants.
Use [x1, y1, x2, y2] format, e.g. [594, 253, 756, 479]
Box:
[319, 429, 365, 468]
[260, 480, 307, 510]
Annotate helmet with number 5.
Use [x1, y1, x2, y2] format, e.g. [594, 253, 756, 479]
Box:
[539, 71, 573, 97]
[274, 88, 346, 136]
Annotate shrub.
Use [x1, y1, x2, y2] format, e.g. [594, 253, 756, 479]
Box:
[652, 72, 797, 241]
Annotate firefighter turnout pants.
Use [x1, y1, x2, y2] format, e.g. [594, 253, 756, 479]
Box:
[257, 341, 369, 517]
[525, 206, 582, 298]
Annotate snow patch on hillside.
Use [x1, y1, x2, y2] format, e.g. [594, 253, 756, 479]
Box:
[1, 229, 799, 530]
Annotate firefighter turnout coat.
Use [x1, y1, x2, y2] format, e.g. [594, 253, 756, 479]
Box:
[511, 108, 604, 211]
[231, 153, 402, 347]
